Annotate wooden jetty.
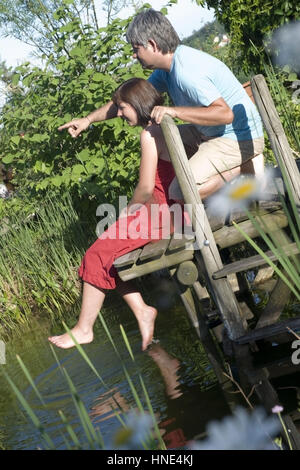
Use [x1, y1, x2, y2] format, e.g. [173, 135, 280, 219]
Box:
[114, 74, 300, 448]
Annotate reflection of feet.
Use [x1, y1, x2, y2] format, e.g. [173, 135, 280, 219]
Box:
[147, 344, 182, 399]
[48, 326, 93, 349]
[147, 344, 180, 371]
[137, 307, 157, 351]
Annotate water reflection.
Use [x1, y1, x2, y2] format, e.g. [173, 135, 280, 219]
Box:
[147, 343, 231, 447]
[89, 342, 231, 449]
[0, 301, 224, 449]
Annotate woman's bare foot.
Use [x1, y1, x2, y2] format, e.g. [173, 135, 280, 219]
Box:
[136, 306, 157, 351]
[48, 325, 93, 349]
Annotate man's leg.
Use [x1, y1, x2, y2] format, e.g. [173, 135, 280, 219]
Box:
[198, 153, 265, 200]
[169, 126, 264, 201]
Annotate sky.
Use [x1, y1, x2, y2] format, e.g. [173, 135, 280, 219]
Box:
[0, 0, 215, 68]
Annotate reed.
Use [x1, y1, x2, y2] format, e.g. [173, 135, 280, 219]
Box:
[0, 193, 94, 334]
[3, 314, 164, 450]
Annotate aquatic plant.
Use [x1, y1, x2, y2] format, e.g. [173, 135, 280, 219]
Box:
[271, 405, 293, 450]
[2, 314, 165, 450]
[0, 192, 93, 334]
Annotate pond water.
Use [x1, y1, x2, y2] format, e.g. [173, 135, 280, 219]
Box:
[1, 273, 299, 450]
[0, 290, 233, 450]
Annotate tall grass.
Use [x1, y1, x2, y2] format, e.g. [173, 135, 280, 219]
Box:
[2, 313, 166, 450]
[0, 193, 95, 334]
[264, 63, 300, 155]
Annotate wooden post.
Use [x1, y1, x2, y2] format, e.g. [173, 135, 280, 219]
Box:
[169, 267, 227, 385]
[160, 115, 245, 339]
[251, 74, 300, 206]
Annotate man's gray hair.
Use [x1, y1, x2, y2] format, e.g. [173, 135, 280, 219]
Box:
[126, 9, 180, 54]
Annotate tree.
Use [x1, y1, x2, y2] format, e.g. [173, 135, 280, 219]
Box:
[194, 0, 300, 73]
[0, 6, 149, 205]
[0, 0, 131, 58]
[182, 20, 248, 83]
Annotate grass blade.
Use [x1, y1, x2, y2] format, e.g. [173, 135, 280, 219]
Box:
[3, 370, 56, 450]
[16, 354, 46, 406]
[233, 221, 300, 300]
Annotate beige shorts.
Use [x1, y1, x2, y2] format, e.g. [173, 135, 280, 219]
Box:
[168, 124, 264, 200]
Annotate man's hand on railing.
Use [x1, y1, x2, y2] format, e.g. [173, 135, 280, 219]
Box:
[151, 106, 177, 124]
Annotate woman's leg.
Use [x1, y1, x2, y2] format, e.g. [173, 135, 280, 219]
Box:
[117, 280, 157, 351]
[123, 291, 157, 351]
[48, 281, 105, 349]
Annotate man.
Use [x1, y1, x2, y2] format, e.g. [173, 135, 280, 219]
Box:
[59, 9, 264, 201]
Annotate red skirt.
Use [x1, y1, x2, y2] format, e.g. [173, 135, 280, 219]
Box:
[78, 159, 176, 290]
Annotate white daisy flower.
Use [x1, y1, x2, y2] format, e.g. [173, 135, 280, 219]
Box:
[190, 407, 280, 450]
[111, 410, 154, 450]
[207, 170, 273, 217]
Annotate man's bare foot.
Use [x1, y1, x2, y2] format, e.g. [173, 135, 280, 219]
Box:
[136, 306, 157, 351]
[48, 325, 93, 349]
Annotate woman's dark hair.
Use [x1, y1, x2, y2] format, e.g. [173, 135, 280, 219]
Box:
[112, 78, 164, 127]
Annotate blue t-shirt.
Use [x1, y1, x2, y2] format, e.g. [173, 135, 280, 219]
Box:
[148, 45, 263, 141]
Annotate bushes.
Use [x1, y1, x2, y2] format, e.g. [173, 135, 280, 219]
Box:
[0, 9, 148, 205]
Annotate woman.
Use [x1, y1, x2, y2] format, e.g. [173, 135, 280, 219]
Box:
[48, 78, 175, 351]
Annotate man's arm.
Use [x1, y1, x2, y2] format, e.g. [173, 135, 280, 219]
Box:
[58, 100, 118, 138]
[151, 97, 234, 126]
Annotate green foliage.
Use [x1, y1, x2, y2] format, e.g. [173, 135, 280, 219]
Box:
[182, 19, 248, 83]
[201, 0, 300, 73]
[0, 7, 148, 203]
[265, 65, 300, 151]
[0, 193, 94, 334]
[182, 19, 226, 51]
[0, 0, 117, 56]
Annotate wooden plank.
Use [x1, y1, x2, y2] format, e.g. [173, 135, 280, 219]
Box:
[233, 342, 280, 408]
[212, 242, 299, 279]
[252, 341, 296, 369]
[139, 238, 170, 261]
[281, 415, 300, 450]
[255, 277, 292, 328]
[228, 209, 250, 226]
[213, 209, 288, 249]
[235, 317, 300, 344]
[205, 206, 227, 231]
[167, 232, 195, 251]
[255, 230, 299, 328]
[161, 115, 246, 340]
[170, 274, 227, 386]
[118, 246, 194, 281]
[113, 248, 142, 268]
[251, 74, 300, 205]
[228, 200, 283, 226]
[253, 266, 274, 285]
